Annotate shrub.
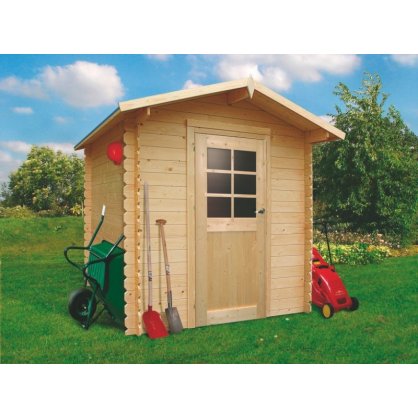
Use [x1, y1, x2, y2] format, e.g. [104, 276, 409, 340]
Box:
[69, 204, 83, 216]
[0, 205, 35, 218]
[314, 242, 391, 265]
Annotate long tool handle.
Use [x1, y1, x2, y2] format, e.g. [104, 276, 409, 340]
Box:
[156, 219, 173, 309]
[144, 183, 153, 311]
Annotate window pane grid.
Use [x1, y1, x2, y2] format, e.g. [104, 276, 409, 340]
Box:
[207, 147, 256, 219]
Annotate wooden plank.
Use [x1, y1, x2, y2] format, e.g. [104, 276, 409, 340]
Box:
[195, 133, 208, 326]
[271, 233, 305, 246]
[207, 231, 258, 311]
[186, 124, 196, 328]
[271, 244, 305, 257]
[120, 78, 250, 111]
[271, 168, 304, 180]
[140, 133, 186, 149]
[157, 99, 285, 127]
[269, 296, 305, 310]
[271, 276, 304, 289]
[138, 248, 187, 263]
[271, 224, 304, 235]
[271, 255, 304, 267]
[271, 265, 304, 279]
[271, 146, 304, 160]
[139, 261, 188, 275]
[271, 190, 304, 202]
[144, 198, 186, 212]
[140, 146, 186, 162]
[141, 185, 186, 199]
[306, 128, 332, 143]
[271, 179, 305, 191]
[188, 118, 270, 136]
[252, 81, 345, 139]
[271, 156, 304, 169]
[140, 120, 186, 137]
[304, 141, 313, 313]
[264, 133, 272, 317]
[269, 306, 304, 317]
[272, 135, 304, 149]
[227, 86, 250, 104]
[207, 305, 257, 325]
[271, 286, 304, 300]
[271, 201, 304, 213]
[140, 159, 186, 174]
[144, 224, 186, 239]
[138, 210, 186, 225]
[272, 213, 305, 224]
[141, 172, 186, 187]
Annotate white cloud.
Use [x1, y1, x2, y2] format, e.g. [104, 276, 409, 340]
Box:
[0, 150, 13, 163]
[54, 116, 70, 124]
[0, 61, 124, 108]
[41, 142, 82, 155]
[0, 140, 32, 153]
[12, 106, 34, 114]
[182, 79, 202, 89]
[0, 140, 83, 156]
[214, 54, 361, 91]
[147, 54, 173, 62]
[0, 157, 22, 183]
[41, 61, 124, 107]
[390, 54, 418, 66]
[0, 76, 46, 99]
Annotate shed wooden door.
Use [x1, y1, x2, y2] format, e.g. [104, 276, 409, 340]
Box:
[195, 134, 266, 326]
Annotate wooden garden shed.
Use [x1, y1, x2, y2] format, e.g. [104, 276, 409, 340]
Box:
[75, 77, 345, 336]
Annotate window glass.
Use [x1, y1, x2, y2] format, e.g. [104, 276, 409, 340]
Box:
[208, 197, 231, 218]
[234, 198, 256, 218]
[234, 174, 256, 195]
[207, 148, 231, 170]
[234, 150, 256, 172]
[207, 173, 231, 194]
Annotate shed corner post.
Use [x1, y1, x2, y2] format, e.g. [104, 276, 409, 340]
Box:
[186, 121, 197, 328]
[304, 135, 313, 313]
[83, 146, 92, 262]
[123, 118, 142, 336]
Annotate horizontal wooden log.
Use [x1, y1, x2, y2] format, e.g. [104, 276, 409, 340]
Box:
[271, 255, 304, 267]
[271, 286, 304, 300]
[271, 276, 304, 289]
[271, 244, 305, 257]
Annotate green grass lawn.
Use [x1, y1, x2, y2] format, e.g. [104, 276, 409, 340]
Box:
[1, 216, 417, 363]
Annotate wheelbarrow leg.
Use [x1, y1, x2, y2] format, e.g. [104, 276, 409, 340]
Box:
[82, 285, 98, 330]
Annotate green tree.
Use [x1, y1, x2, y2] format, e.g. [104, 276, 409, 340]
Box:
[314, 73, 418, 244]
[2, 146, 84, 214]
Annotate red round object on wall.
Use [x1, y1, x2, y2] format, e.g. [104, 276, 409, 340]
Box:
[107, 141, 123, 165]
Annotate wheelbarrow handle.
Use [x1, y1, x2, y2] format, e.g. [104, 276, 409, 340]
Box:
[105, 234, 126, 258]
[81, 255, 108, 285]
[64, 245, 90, 272]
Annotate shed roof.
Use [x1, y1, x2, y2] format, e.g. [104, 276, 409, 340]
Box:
[75, 77, 344, 150]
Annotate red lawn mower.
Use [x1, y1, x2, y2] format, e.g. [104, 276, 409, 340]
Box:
[312, 222, 359, 319]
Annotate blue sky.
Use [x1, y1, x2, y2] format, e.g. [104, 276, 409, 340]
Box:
[1, 54, 417, 183]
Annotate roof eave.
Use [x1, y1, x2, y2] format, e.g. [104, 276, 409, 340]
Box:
[74, 107, 121, 151]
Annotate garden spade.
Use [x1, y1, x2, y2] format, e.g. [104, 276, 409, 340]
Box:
[156, 219, 183, 334]
[142, 183, 168, 339]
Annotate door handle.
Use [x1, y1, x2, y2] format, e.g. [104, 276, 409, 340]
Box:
[255, 208, 265, 215]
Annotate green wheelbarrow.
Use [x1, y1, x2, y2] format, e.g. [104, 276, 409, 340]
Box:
[64, 205, 126, 330]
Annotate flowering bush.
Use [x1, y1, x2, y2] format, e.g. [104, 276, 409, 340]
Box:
[314, 242, 391, 265]
[0, 205, 35, 218]
[313, 228, 399, 248]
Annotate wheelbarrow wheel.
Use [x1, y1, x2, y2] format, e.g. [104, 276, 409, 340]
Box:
[68, 288, 97, 324]
[321, 303, 334, 319]
[349, 297, 359, 311]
